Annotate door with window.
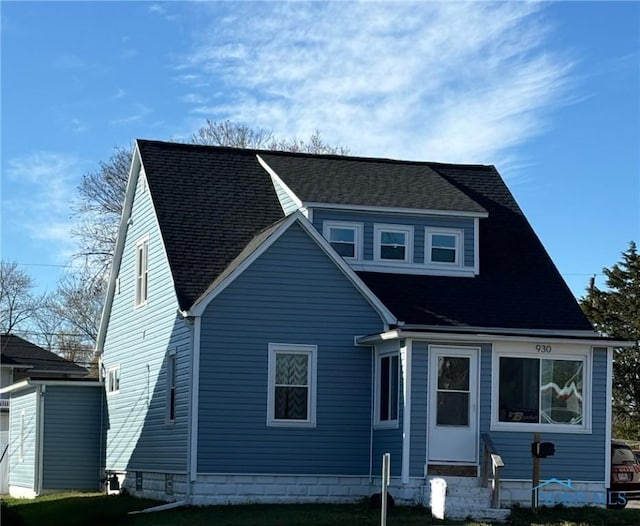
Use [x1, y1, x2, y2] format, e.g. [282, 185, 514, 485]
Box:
[428, 347, 479, 463]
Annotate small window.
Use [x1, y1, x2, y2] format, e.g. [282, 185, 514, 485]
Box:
[374, 224, 413, 263]
[107, 366, 121, 394]
[267, 344, 317, 427]
[135, 237, 149, 307]
[322, 221, 362, 260]
[167, 352, 177, 422]
[426, 228, 462, 265]
[376, 353, 399, 427]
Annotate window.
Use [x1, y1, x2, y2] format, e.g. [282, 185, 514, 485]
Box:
[426, 228, 462, 265]
[107, 366, 121, 394]
[323, 222, 362, 260]
[135, 237, 149, 307]
[374, 224, 413, 263]
[267, 344, 317, 427]
[497, 356, 585, 427]
[376, 353, 399, 427]
[167, 352, 176, 422]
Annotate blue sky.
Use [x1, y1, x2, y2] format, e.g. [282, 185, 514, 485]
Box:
[1, 1, 639, 299]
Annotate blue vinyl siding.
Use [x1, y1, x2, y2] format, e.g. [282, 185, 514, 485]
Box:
[8, 387, 37, 490]
[102, 171, 192, 473]
[42, 386, 103, 490]
[197, 222, 384, 475]
[480, 346, 608, 482]
[409, 341, 428, 477]
[312, 209, 475, 267]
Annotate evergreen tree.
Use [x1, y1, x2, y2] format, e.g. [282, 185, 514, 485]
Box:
[580, 242, 640, 439]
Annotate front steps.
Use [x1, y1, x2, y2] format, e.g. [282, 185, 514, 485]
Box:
[425, 476, 510, 523]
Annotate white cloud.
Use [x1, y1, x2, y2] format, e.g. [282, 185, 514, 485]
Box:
[178, 2, 573, 166]
[3, 152, 84, 258]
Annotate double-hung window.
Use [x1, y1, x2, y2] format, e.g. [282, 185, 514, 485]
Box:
[493, 346, 589, 431]
[323, 221, 362, 260]
[267, 344, 317, 427]
[374, 224, 413, 263]
[107, 366, 121, 394]
[135, 236, 149, 307]
[426, 228, 462, 266]
[167, 352, 177, 423]
[376, 353, 399, 427]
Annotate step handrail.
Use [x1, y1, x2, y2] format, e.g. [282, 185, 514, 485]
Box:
[481, 433, 504, 508]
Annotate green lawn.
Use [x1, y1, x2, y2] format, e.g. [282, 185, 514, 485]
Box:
[2, 492, 640, 526]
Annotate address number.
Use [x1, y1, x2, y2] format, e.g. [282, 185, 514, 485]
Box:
[536, 344, 552, 353]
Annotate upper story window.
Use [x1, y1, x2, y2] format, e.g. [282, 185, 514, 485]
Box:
[374, 224, 413, 263]
[267, 343, 317, 427]
[135, 236, 149, 307]
[107, 366, 121, 394]
[426, 228, 463, 266]
[322, 221, 362, 260]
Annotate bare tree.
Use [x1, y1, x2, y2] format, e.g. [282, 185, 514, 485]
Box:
[0, 261, 43, 334]
[190, 119, 274, 148]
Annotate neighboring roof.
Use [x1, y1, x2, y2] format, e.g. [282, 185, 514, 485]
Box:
[133, 140, 593, 333]
[358, 163, 594, 331]
[259, 153, 487, 214]
[0, 334, 87, 376]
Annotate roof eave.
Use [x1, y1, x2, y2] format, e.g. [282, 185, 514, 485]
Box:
[302, 202, 488, 218]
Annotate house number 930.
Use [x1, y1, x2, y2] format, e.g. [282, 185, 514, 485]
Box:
[536, 344, 552, 353]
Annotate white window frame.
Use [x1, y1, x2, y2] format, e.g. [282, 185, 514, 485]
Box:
[107, 366, 121, 395]
[267, 343, 317, 428]
[425, 227, 463, 267]
[135, 235, 149, 307]
[374, 351, 400, 429]
[167, 351, 177, 423]
[322, 221, 363, 261]
[491, 342, 591, 433]
[374, 224, 413, 264]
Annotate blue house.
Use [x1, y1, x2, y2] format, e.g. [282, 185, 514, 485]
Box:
[97, 140, 624, 518]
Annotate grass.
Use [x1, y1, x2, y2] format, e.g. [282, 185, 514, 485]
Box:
[2, 492, 640, 526]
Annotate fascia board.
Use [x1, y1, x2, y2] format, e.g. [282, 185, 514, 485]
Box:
[96, 143, 142, 354]
[188, 211, 397, 327]
[0, 379, 102, 395]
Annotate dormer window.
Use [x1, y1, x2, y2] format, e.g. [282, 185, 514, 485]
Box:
[323, 221, 363, 260]
[374, 224, 413, 263]
[426, 228, 462, 266]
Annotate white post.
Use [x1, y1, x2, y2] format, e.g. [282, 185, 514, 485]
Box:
[381, 453, 390, 526]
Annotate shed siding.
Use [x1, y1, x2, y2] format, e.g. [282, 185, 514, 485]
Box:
[42, 386, 103, 490]
[312, 209, 475, 267]
[102, 170, 192, 473]
[8, 387, 37, 490]
[197, 222, 383, 475]
[480, 346, 608, 482]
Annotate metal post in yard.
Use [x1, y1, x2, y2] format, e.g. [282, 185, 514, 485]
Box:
[381, 453, 390, 526]
[531, 432, 541, 513]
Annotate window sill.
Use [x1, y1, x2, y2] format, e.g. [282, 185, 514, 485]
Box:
[374, 420, 400, 430]
[267, 420, 317, 429]
[490, 423, 592, 434]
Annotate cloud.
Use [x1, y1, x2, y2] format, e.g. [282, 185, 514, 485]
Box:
[178, 2, 573, 166]
[3, 152, 85, 258]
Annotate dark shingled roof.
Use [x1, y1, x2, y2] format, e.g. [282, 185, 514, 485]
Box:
[357, 163, 593, 331]
[1, 334, 88, 375]
[260, 153, 486, 214]
[136, 140, 593, 332]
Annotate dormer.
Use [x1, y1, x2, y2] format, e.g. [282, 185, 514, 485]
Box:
[258, 153, 487, 277]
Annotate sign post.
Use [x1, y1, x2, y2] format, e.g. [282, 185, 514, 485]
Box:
[381, 453, 390, 526]
[531, 432, 540, 512]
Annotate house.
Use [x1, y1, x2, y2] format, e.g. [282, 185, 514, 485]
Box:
[97, 139, 625, 518]
[0, 334, 103, 497]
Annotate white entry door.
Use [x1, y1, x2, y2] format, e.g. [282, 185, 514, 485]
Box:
[428, 346, 479, 463]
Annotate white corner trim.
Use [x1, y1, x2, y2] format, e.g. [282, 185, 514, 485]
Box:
[257, 155, 304, 213]
[473, 217, 480, 275]
[189, 316, 201, 482]
[401, 339, 412, 484]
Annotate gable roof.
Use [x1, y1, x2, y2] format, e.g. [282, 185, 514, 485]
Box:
[1, 334, 87, 376]
[127, 140, 592, 334]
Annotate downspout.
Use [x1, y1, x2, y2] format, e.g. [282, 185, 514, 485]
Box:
[401, 339, 412, 485]
[188, 315, 202, 500]
[369, 346, 375, 484]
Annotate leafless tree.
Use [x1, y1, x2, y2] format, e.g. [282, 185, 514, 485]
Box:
[0, 261, 43, 334]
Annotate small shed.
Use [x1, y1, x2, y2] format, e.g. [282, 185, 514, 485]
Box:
[2, 379, 104, 497]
